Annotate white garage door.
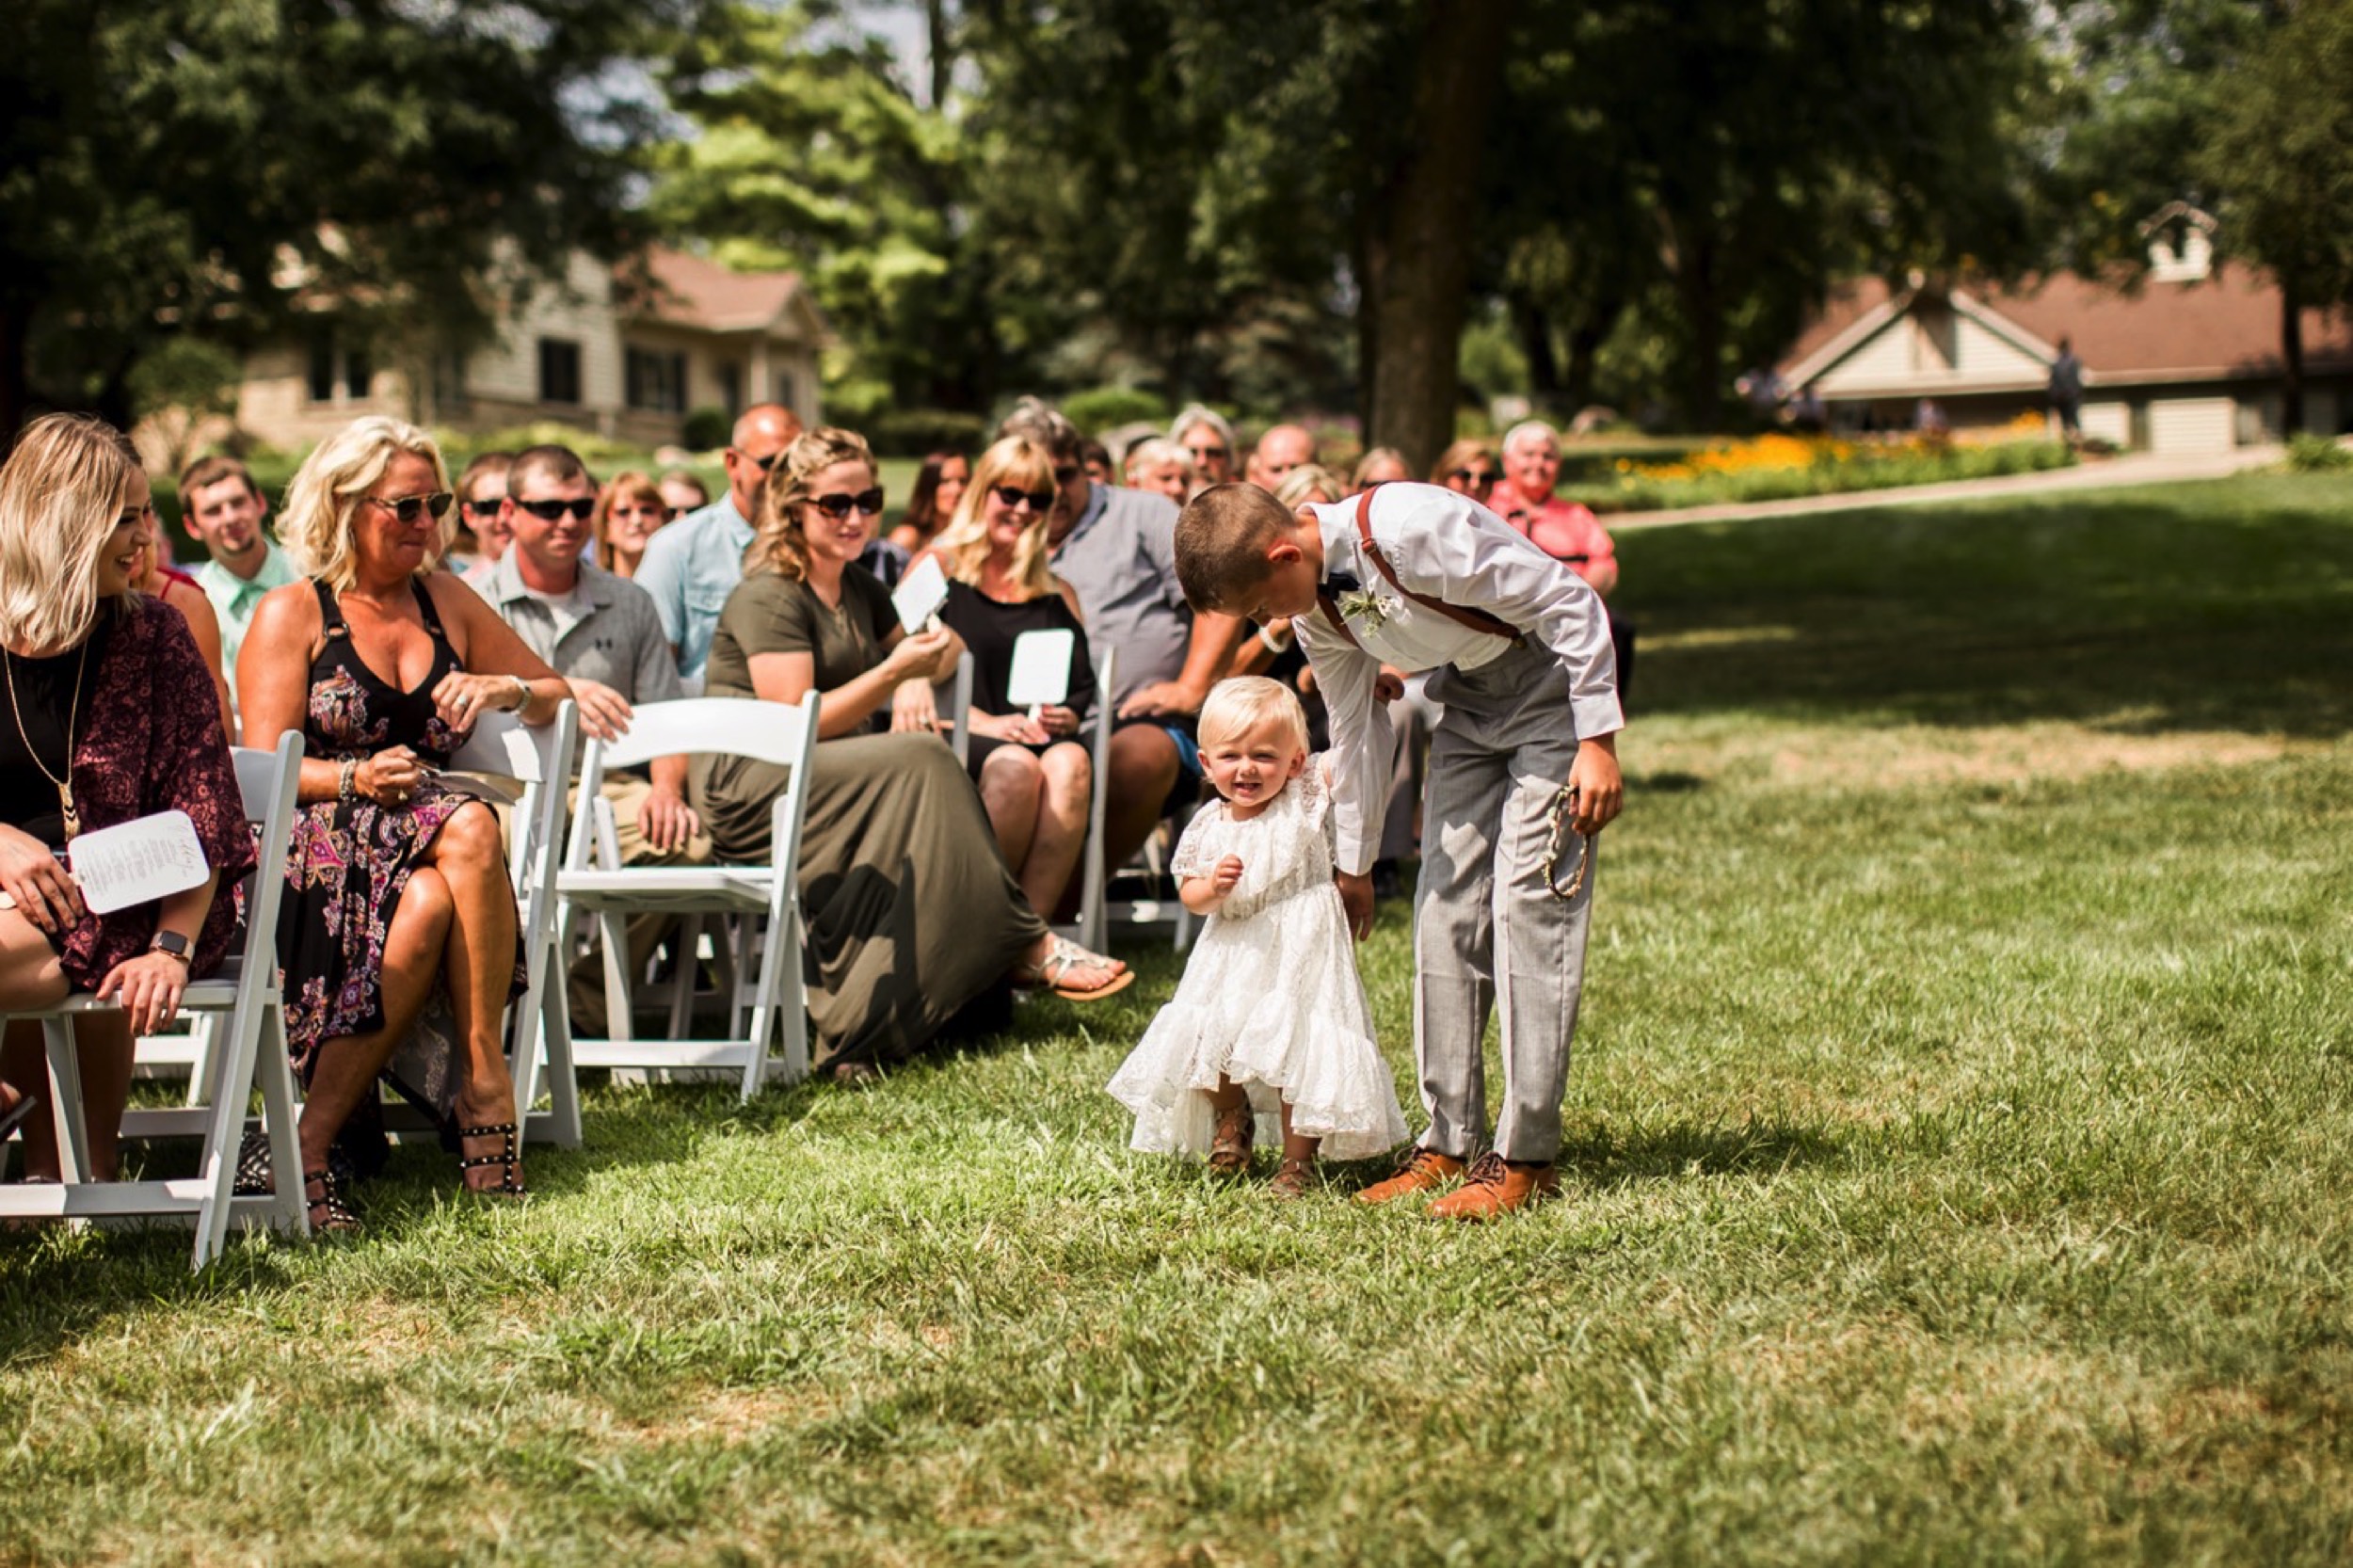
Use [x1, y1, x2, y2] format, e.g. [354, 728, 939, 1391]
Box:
[2147, 397, 2237, 454]
[2080, 401, 2132, 446]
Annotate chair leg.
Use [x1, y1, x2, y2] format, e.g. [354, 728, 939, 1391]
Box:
[598, 911, 632, 1043]
[255, 1008, 308, 1240]
[193, 998, 268, 1268]
[183, 1013, 220, 1107]
[43, 1017, 90, 1186]
[776, 911, 809, 1086]
[664, 914, 702, 1040]
[539, 980, 583, 1149]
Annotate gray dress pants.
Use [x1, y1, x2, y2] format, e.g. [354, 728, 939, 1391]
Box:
[1413, 640, 1596, 1164]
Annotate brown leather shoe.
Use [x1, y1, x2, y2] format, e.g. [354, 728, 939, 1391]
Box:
[1427, 1152, 1560, 1221]
[1353, 1146, 1466, 1206]
[1208, 1100, 1254, 1174]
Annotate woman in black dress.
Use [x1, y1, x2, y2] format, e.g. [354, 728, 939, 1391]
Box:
[920, 436, 1098, 923]
[0, 415, 254, 1184]
[238, 417, 570, 1229]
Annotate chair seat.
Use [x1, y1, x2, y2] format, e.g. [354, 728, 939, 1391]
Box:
[558, 867, 778, 913]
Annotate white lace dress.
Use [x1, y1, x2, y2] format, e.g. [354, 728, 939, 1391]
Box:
[1106, 767, 1408, 1161]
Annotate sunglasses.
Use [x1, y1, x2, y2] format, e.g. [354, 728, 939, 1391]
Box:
[462, 497, 504, 516]
[733, 448, 782, 472]
[992, 484, 1057, 512]
[365, 491, 454, 523]
[1185, 444, 1229, 461]
[808, 488, 887, 520]
[1450, 469, 1498, 486]
[513, 497, 597, 521]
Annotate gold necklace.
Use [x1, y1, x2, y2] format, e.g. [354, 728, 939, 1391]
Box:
[3, 639, 90, 840]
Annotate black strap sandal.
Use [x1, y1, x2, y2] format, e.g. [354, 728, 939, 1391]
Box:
[456, 1121, 526, 1198]
[305, 1165, 361, 1234]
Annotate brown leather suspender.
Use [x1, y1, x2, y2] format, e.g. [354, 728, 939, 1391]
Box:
[1314, 488, 1524, 648]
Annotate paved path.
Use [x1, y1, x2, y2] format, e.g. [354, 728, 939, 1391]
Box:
[1609, 445, 2286, 531]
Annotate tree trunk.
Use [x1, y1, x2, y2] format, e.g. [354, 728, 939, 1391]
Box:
[924, 0, 953, 110]
[1513, 296, 1561, 401]
[2281, 276, 2305, 436]
[1676, 233, 1724, 431]
[1562, 294, 1625, 414]
[1360, 0, 1517, 472]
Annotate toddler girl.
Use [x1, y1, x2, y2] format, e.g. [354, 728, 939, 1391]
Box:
[1107, 677, 1407, 1196]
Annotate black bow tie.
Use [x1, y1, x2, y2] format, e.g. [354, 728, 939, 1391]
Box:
[1323, 568, 1361, 596]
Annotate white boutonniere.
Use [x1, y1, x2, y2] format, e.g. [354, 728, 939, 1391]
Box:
[1337, 586, 1401, 632]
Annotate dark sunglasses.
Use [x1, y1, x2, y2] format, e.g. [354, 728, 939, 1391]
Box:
[992, 483, 1056, 512]
[1450, 469, 1498, 486]
[365, 491, 454, 523]
[462, 497, 504, 516]
[665, 506, 687, 521]
[513, 497, 597, 521]
[733, 448, 782, 472]
[808, 488, 887, 520]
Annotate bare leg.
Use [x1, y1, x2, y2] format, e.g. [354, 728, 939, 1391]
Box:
[976, 747, 1045, 877]
[1102, 725, 1180, 872]
[296, 868, 455, 1173]
[1018, 742, 1092, 920]
[0, 915, 83, 1182]
[425, 804, 522, 1185]
[1278, 1101, 1321, 1166]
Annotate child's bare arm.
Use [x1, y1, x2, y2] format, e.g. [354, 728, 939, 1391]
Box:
[1179, 854, 1245, 915]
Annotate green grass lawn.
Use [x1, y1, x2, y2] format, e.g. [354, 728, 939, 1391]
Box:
[7, 474, 2351, 1563]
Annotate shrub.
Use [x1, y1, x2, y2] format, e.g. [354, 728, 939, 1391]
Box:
[1063, 386, 1168, 435]
[2286, 431, 2353, 472]
[680, 406, 732, 453]
[869, 408, 991, 457]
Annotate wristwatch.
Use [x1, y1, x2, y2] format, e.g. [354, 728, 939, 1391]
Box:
[150, 931, 192, 964]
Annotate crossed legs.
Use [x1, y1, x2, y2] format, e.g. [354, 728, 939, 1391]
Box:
[297, 802, 521, 1190]
[977, 740, 1093, 920]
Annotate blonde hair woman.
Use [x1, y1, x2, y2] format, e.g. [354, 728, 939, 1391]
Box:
[920, 436, 1098, 922]
[0, 415, 254, 1186]
[694, 427, 1131, 1083]
[237, 416, 571, 1229]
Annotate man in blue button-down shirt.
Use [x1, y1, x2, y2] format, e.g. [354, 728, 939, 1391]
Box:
[633, 403, 802, 688]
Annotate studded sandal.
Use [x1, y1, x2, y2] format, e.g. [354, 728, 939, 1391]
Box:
[456, 1121, 526, 1198]
[305, 1165, 361, 1234]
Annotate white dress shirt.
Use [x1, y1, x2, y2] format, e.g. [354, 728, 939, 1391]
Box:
[1294, 483, 1623, 875]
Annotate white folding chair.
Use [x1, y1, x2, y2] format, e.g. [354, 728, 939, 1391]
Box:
[941, 651, 974, 766]
[1065, 648, 1199, 953]
[448, 701, 582, 1146]
[556, 694, 821, 1099]
[0, 734, 309, 1268]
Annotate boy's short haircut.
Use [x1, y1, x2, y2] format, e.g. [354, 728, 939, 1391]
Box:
[1174, 482, 1296, 613]
[178, 453, 260, 502]
[1198, 675, 1310, 754]
[507, 443, 592, 497]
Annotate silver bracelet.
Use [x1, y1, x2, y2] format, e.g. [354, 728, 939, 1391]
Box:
[508, 675, 531, 712]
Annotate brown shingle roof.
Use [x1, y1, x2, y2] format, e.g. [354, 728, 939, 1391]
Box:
[1781, 264, 2353, 386]
[624, 247, 807, 333]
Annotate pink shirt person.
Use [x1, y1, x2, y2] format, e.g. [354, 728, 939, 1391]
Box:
[1492, 420, 1618, 599]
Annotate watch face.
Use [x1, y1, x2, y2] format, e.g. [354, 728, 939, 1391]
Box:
[152, 933, 191, 957]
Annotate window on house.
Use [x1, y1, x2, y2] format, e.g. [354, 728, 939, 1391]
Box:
[538, 338, 583, 406]
[344, 346, 372, 400]
[716, 361, 743, 417]
[625, 346, 688, 413]
[307, 334, 337, 403]
[307, 330, 374, 403]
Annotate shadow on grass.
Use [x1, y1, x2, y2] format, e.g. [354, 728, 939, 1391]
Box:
[1556, 1115, 1844, 1189]
[1618, 477, 2353, 737]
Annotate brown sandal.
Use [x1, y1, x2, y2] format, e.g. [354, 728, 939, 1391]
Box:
[1011, 936, 1134, 1001]
[1208, 1100, 1254, 1175]
[1268, 1158, 1319, 1200]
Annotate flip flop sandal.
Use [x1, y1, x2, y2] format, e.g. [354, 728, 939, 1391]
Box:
[1013, 935, 1135, 1001]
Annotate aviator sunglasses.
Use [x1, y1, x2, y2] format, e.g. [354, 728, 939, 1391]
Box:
[991, 483, 1057, 512]
[512, 497, 597, 521]
[808, 488, 887, 519]
[364, 491, 454, 523]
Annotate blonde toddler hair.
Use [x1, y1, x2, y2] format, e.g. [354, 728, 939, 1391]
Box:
[278, 416, 451, 590]
[0, 413, 142, 652]
[1197, 675, 1310, 756]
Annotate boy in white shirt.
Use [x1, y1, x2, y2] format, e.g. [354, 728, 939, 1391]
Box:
[1174, 480, 1624, 1218]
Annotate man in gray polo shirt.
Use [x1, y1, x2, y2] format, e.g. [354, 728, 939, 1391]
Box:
[485, 444, 710, 1032]
[999, 398, 1245, 876]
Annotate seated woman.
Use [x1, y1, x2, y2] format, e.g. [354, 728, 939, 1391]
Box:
[594, 470, 669, 581]
[129, 506, 232, 730]
[0, 415, 255, 1183]
[692, 426, 1131, 1083]
[238, 416, 571, 1230]
[920, 435, 1097, 922]
[883, 450, 969, 556]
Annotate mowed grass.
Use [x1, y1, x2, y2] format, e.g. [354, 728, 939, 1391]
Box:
[5, 474, 2351, 1564]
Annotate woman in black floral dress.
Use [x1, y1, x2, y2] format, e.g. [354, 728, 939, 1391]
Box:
[238, 419, 570, 1230]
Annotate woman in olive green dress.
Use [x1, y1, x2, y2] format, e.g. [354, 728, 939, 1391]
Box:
[694, 426, 1131, 1080]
